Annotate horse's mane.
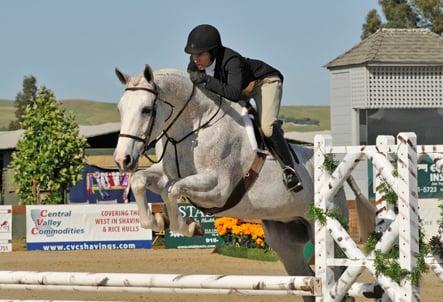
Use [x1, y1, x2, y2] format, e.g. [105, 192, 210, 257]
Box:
[153, 68, 189, 83]
[153, 68, 228, 105]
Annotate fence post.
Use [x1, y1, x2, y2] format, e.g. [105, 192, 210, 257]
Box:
[396, 132, 419, 302]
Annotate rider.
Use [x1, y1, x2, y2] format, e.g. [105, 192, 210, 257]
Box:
[184, 24, 303, 192]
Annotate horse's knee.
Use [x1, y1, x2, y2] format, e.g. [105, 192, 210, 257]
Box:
[131, 173, 146, 192]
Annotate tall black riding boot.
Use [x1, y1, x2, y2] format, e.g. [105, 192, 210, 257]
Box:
[266, 121, 303, 192]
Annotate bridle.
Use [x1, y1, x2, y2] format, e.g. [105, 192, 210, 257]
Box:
[118, 82, 266, 216]
[118, 86, 161, 152]
[118, 83, 222, 177]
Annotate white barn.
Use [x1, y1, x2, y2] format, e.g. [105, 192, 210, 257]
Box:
[325, 28, 443, 199]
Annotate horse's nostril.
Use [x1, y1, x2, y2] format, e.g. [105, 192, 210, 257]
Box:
[124, 155, 132, 167]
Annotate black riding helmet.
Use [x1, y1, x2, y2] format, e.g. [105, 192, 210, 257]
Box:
[185, 24, 222, 54]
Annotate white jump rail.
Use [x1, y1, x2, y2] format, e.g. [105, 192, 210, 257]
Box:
[0, 271, 321, 296]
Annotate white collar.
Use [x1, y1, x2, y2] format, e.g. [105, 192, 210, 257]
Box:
[205, 59, 216, 77]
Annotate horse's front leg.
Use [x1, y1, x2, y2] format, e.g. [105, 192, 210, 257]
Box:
[131, 164, 169, 232]
[166, 173, 220, 237]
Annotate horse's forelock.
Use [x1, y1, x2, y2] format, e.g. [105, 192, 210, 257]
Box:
[126, 75, 151, 89]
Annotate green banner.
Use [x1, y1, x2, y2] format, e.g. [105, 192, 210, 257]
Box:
[416, 154, 443, 198]
[164, 203, 223, 249]
[368, 154, 443, 198]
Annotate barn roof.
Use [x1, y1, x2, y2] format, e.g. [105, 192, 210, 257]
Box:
[325, 28, 443, 69]
[0, 123, 120, 151]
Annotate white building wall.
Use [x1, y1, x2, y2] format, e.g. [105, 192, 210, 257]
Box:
[350, 67, 368, 109]
[330, 70, 352, 146]
[330, 69, 368, 200]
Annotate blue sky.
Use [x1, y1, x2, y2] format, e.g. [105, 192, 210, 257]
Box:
[0, 1, 379, 105]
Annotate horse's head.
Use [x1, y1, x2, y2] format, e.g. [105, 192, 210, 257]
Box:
[114, 64, 167, 171]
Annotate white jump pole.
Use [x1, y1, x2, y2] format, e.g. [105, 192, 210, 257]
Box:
[0, 282, 380, 298]
[0, 271, 321, 296]
[0, 283, 314, 296]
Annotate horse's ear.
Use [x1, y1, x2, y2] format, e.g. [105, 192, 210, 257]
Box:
[143, 64, 154, 83]
[115, 68, 129, 85]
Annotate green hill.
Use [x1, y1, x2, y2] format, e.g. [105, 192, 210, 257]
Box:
[0, 99, 15, 130]
[0, 99, 329, 132]
[60, 99, 119, 125]
[280, 105, 330, 132]
[0, 99, 120, 130]
[0, 99, 14, 107]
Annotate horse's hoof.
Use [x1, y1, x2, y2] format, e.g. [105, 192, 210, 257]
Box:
[139, 220, 151, 229]
[153, 212, 168, 230]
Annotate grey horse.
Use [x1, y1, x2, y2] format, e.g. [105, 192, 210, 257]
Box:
[114, 65, 370, 302]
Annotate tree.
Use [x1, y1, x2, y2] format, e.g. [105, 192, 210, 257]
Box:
[10, 87, 88, 204]
[413, 0, 443, 34]
[8, 75, 37, 130]
[362, 9, 383, 39]
[380, 0, 418, 28]
[362, 0, 443, 39]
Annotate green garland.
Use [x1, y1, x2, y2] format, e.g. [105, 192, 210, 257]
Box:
[307, 202, 348, 258]
[365, 231, 429, 286]
[429, 202, 443, 259]
[319, 152, 439, 286]
[368, 155, 439, 286]
[377, 182, 398, 206]
[364, 231, 382, 254]
[323, 153, 338, 173]
[307, 202, 349, 231]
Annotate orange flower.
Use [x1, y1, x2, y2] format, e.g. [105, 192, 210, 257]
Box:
[214, 216, 268, 249]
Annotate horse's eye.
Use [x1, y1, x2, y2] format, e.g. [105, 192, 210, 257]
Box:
[142, 107, 152, 114]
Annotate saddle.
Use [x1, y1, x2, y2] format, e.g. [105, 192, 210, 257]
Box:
[187, 103, 298, 216]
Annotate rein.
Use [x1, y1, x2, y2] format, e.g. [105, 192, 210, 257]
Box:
[118, 81, 266, 215]
[119, 83, 223, 177]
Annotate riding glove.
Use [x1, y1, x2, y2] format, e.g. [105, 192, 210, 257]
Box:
[189, 71, 209, 85]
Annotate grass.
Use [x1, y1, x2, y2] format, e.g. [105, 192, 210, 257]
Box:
[0, 99, 330, 132]
[280, 105, 330, 132]
[60, 99, 120, 125]
[215, 244, 280, 262]
[0, 99, 14, 107]
[0, 100, 16, 130]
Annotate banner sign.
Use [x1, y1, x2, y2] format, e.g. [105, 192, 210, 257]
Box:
[416, 154, 443, 198]
[69, 165, 162, 204]
[26, 204, 152, 251]
[0, 206, 12, 252]
[165, 203, 222, 249]
[369, 154, 443, 198]
[368, 157, 442, 238]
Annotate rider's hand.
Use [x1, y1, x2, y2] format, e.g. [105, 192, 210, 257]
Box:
[189, 71, 209, 85]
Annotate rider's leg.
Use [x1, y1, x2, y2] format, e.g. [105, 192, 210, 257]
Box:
[253, 76, 303, 192]
[267, 121, 303, 192]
